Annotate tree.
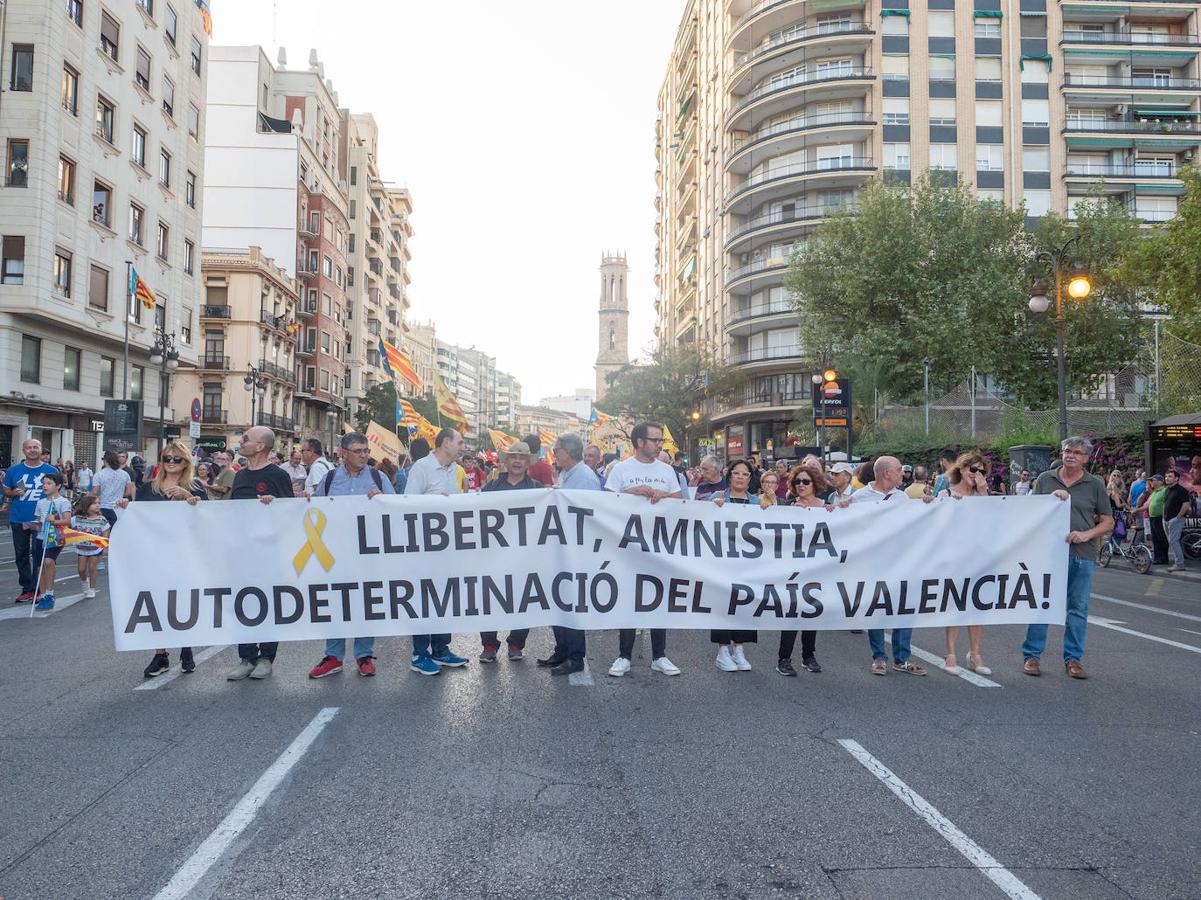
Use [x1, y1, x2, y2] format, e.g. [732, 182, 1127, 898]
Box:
[354, 383, 440, 434]
[600, 345, 744, 443]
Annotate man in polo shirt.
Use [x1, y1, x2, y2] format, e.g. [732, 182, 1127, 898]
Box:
[1022, 435, 1113, 680]
[478, 441, 545, 663]
[404, 427, 469, 675]
[852, 456, 928, 676]
[307, 432, 394, 680]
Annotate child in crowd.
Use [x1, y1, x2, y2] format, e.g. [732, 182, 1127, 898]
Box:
[71, 493, 110, 599]
[29, 473, 72, 610]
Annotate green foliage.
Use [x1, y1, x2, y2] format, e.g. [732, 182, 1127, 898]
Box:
[354, 383, 439, 434]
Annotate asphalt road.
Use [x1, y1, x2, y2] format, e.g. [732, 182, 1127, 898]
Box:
[0, 538, 1198, 900]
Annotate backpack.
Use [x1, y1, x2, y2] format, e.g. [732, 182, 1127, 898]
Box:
[322, 466, 383, 496]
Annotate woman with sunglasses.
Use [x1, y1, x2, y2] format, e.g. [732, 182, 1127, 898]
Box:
[935, 451, 992, 675]
[776, 463, 829, 676]
[709, 459, 759, 670]
[117, 441, 207, 678]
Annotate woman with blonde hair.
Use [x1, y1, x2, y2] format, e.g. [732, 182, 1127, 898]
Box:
[757, 470, 781, 508]
[117, 441, 207, 678]
[935, 450, 992, 675]
[1106, 470, 1128, 514]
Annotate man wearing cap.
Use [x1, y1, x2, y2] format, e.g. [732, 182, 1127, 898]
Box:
[826, 462, 856, 505]
[478, 441, 546, 662]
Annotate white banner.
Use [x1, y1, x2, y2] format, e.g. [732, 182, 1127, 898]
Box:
[109, 491, 1070, 651]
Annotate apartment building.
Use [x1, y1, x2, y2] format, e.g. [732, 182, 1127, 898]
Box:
[514, 405, 586, 440]
[405, 319, 438, 396]
[202, 45, 349, 444]
[0, 0, 209, 466]
[496, 370, 521, 430]
[342, 113, 413, 411]
[171, 246, 297, 452]
[540, 388, 595, 422]
[654, 0, 1201, 461]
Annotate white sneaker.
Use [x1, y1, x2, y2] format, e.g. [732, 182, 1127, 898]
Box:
[651, 656, 681, 676]
[731, 645, 752, 671]
[715, 646, 738, 672]
[608, 656, 631, 677]
[84, 587, 97, 599]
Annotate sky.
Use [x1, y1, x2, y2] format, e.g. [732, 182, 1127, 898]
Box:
[213, 0, 686, 404]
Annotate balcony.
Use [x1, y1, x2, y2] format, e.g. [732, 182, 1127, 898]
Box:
[299, 221, 318, 239]
[725, 301, 797, 336]
[201, 304, 231, 319]
[297, 267, 317, 281]
[296, 298, 317, 318]
[729, 0, 868, 52]
[1061, 30, 1200, 48]
[258, 358, 298, 386]
[727, 155, 875, 216]
[1062, 74, 1201, 92]
[727, 67, 875, 132]
[725, 258, 792, 294]
[1063, 117, 1201, 137]
[296, 342, 317, 358]
[1065, 162, 1182, 179]
[368, 259, 383, 276]
[731, 344, 804, 366]
[730, 23, 875, 95]
[201, 408, 228, 424]
[256, 412, 296, 432]
[727, 111, 876, 174]
[201, 354, 231, 371]
[726, 199, 860, 252]
[260, 310, 293, 334]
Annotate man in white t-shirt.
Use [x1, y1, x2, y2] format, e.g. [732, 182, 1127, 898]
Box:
[301, 438, 334, 496]
[604, 421, 683, 679]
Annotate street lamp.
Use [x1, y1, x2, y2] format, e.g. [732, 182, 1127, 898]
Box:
[243, 365, 266, 428]
[921, 356, 935, 437]
[149, 327, 179, 454]
[326, 405, 338, 455]
[1029, 235, 1093, 441]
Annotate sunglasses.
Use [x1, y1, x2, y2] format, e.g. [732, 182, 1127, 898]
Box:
[968, 466, 985, 475]
[161, 455, 186, 464]
[793, 478, 813, 486]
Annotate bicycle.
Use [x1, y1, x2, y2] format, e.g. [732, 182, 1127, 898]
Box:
[1099, 510, 1152, 574]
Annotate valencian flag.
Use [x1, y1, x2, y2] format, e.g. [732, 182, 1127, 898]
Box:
[489, 430, 517, 452]
[130, 267, 155, 312]
[538, 427, 558, 450]
[59, 527, 110, 551]
[379, 338, 423, 393]
[434, 374, 470, 434]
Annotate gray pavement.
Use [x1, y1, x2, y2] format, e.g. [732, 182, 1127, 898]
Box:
[0, 541, 1199, 899]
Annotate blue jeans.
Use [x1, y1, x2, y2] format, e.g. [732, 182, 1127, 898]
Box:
[10, 524, 35, 593]
[1023, 555, 1095, 663]
[412, 634, 450, 659]
[326, 636, 374, 661]
[867, 628, 912, 664]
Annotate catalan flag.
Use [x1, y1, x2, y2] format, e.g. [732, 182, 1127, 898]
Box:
[489, 430, 517, 453]
[130, 267, 155, 312]
[538, 427, 558, 450]
[434, 374, 470, 434]
[379, 338, 423, 393]
[60, 527, 110, 551]
[397, 398, 437, 444]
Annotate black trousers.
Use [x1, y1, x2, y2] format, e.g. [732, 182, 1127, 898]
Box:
[551, 626, 586, 664]
[480, 629, 530, 649]
[778, 630, 816, 660]
[239, 642, 278, 663]
[619, 628, 665, 660]
[9, 524, 35, 593]
[710, 630, 757, 644]
[1150, 516, 1170, 564]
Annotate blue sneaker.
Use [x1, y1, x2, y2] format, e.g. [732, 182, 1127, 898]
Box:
[431, 649, 468, 668]
[410, 655, 440, 676]
[35, 593, 55, 610]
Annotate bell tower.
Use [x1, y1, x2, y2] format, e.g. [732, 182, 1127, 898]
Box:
[595, 251, 630, 403]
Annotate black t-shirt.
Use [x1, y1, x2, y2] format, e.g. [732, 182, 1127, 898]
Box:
[231, 464, 294, 500]
[481, 475, 541, 492]
[1163, 483, 1191, 520]
[135, 480, 208, 502]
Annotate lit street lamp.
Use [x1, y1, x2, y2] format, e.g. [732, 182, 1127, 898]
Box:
[148, 328, 179, 455]
[1029, 235, 1093, 441]
[243, 365, 266, 427]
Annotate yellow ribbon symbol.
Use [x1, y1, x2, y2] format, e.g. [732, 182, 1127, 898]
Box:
[293, 508, 336, 575]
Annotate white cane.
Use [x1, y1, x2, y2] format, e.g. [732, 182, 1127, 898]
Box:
[29, 533, 49, 619]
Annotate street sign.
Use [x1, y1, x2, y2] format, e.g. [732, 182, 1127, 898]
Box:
[190, 398, 201, 422]
[189, 420, 201, 439]
[103, 400, 143, 454]
[812, 377, 851, 424]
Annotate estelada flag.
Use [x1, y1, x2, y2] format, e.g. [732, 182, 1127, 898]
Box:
[587, 408, 615, 428]
[434, 374, 470, 434]
[379, 338, 423, 393]
[130, 268, 155, 311]
[60, 527, 110, 551]
[538, 427, 558, 450]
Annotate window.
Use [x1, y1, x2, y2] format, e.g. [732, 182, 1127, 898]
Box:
[180, 308, 192, 343]
[975, 20, 1001, 38]
[10, 45, 33, 91]
[185, 170, 196, 207]
[135, 46, 151, 92]
[307, 249, 319, 272]
[138, 0, 153, 15]
[320, 369, 331, 391]
[975, 57, 1002, 82]
[64, 347, 81, 391]
[1020, 16, 1046, 38]
[165, 5, 178, 45]
[154, 301, 165, 332]
[882, 15, 908, 35]
[1024, 190, 1051, 217]
[322, 293, 332, 314]
[157, 221, 169, 260]
[190, 36, 202, 75]
[928, 11, 955, 37]
[92, 180, 112, 227]
[929, 98, 956, 126]
[188, 102, 200, 139]
[159, 148, 171, 187]
[930, 143, 958, 170]
[321, 331, 332, 353]
[100, 12, 120, 63]
[100, 356, 115, 397]
[162, 75, 174, 117]
[309, 210, 320, 233]
[54, 250, 73, 297]
[350, 166, 357, 185]
[884, 142, 911, 169]
[61, 65, 79, 114]
[184, 239, 194, 274]
[6, 139, 29, 186]
[95, 95, 115, 143]
[349, 200, 356, 219]
[1023, 146, 1050, 171]
[131, 365, 144, 401]
[57, 156, 76, 205]
[322, 255, 333, 277]
[129, 202, 144, 244]
[20, 335, 41, 383]
[883, 97, 910, 125]
[929, 56, 956, 80]
[881, 55, 909, 83]
[132, 124, 147, 166]
[2, 236, 24, 284]
[1020, 59, 1049, 84]
[976, 100, 1003, 127]
[67, 0, 83, 26]
[976, 144, 1004, 170]
[89, 264, 109, 310]
[1021, 98, 1049, 127]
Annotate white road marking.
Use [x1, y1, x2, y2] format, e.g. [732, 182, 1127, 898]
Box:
[0, 591, 85, 621]
[134, 646, 230, 691]
[151, 707, 340, 900]
[1089, 615, 1201, 655]
[1092, 592, 1201, 624]
[838, 739, 1040, 900]
[568, 660, 594, 687]
[1177, 628, 1201, 637]
[884, 635, 1001, 688]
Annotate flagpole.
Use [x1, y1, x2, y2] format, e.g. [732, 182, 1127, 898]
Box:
[122, 261, 132, 400]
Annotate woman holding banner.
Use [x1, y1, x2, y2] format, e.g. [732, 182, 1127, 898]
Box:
[935, 451, 993, 676]
[117, 441, 207, 679]
[776, 464, 829, 676]
[709, 459, 759, 671]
